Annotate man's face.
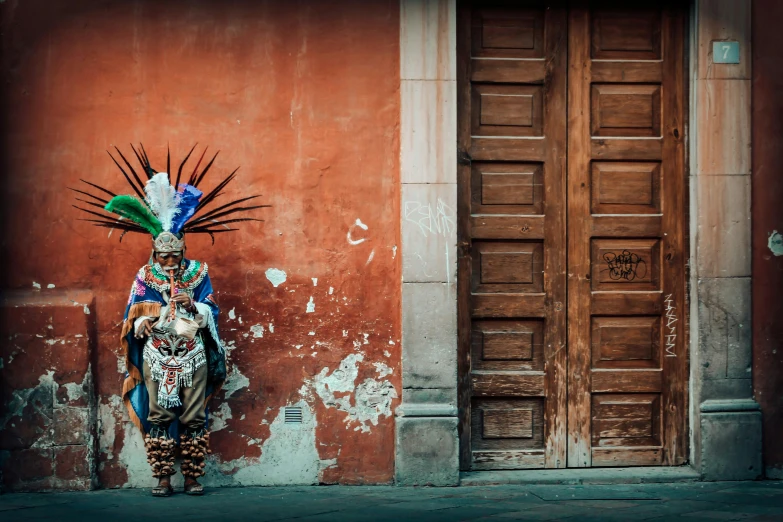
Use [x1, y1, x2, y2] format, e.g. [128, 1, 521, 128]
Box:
[154, 251, 183, 273]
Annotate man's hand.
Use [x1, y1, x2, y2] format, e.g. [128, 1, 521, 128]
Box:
[170, 293, 194, 311]
[136, 319, 154, 338]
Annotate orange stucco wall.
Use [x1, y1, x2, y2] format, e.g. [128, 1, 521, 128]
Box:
[0, 0, 400, 488]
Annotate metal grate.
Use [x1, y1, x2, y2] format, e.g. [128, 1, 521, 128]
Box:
[284, 406, 303, 424]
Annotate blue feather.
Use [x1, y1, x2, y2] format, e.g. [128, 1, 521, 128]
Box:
[171, 184, 203, 234]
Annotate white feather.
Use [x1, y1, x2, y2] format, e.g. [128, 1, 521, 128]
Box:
[144, 172, 180, 232]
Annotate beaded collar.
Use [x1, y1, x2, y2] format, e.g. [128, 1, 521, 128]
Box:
[139, 260, 208, 293]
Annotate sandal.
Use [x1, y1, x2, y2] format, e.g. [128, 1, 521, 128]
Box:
[184, 479, 204, 496]
[152, 481, 174, 497]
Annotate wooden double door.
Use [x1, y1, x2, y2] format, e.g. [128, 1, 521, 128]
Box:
[457, 0, 687, 469]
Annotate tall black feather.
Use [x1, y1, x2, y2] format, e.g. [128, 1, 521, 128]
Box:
[130, 143, 147, 177]
[193, 150, 220, 188]
[188, 147, 208, 185]
[112, 146, 146, 193]
[138, 143, 156, 178]
[187, 204, 270, 228]
[176, 143, 198, 188]
[80, 179, 116, 198]
[185, 217, 263, 232]
[68, 187, 109, 205]
[75, 198, 109, 210]
[194, 168, 240, 214]
[107, 150, 146, 201]
[189, 195, 260, 222]
[80, 218, 146, 231]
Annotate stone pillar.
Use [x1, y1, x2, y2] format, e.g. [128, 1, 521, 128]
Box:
[691, 0, 761, 480]
[395, 0, 459, 486]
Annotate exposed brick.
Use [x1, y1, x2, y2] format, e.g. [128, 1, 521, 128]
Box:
[52, 407, 90, 446]
[54, 446, 92, 484]
[0, 384, 54, 450]
[56, 381, 89, 407]
[1, 448, 53, 486]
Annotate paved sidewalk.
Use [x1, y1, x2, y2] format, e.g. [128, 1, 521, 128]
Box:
[1, 481, 782, 521]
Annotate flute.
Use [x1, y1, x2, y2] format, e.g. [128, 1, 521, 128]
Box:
[169, 270, 177, 321]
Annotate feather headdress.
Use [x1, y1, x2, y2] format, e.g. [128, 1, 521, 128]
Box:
[72, 144, 269, 243]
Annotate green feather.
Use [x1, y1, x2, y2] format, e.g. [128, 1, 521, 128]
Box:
[104, 195, 163, 236]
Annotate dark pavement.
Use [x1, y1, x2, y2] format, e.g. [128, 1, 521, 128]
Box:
[1, 481, 782, 521]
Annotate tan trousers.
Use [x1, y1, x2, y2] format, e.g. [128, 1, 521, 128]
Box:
[143, 361, 208, 430]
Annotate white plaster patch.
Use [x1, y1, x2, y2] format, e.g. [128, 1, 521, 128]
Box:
[223, 363, 250, 398]
[118, 421, 157, 488]
[269, 323, 274, 333]
[365, 249, 376, 266]
[98, 395, 122, 461]
[47, 284, 56, 289]
[63, 382, 85, 402]
[312, 278, 318, 286]
[769, 230, 783, 256]
[373, 362, 393, 378]
[117, 356, 127, 375]
[383, 350, 391, 358]
[210, 402, 233, 432]
[343, 330, 348, 337]
[0, 371, 55, 432]
[83, 304, 91, 315]
[32, 281, 41, 290]
[392, 245, 397, 259]
[208, 401, 324, 486]
[309, 354, 397, 432]
[308, 331, 315, 336]
[329, 287, 334, 295]
[351, 379, 398, 433]
[228, 308, 236, 320]
[306, 297, 315, 313]
[265, 268, 287, 287]
[250, 324, 265, 338]
[363, 333, 369, 345]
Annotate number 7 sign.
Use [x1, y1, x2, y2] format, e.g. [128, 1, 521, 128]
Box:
[712, 41, 740, 64]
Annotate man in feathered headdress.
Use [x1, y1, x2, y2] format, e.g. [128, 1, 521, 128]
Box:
[74, 144, 265, 496]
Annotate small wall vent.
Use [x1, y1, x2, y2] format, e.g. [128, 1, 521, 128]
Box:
[284, 406, 303, 424]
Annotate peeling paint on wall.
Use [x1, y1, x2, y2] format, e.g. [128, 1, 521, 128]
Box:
[222, 363, 250, 398]
[250, 324, 265, 338]
[264, 268, 287, 287]
[118, 421, 157, 488]
[373, 362, 393, 378]
[768, 230, 783, 256]
[208, 402, 327, 486]
[98, 396, 122, 462]
[210, 403, 233, 432]
[310, 354, 397, 432]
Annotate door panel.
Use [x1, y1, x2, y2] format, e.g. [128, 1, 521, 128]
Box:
[458, 0, 568, 470]
[566, 1, 687, 467]
[457, 0, 687, 470]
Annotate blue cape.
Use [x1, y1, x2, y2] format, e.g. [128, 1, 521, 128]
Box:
[120, 259, 225, 437]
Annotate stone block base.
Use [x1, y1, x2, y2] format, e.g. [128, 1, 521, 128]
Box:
[700, 400, 762, 481]
[0, 290, 97, 492]
[395, 416, 458, 486]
